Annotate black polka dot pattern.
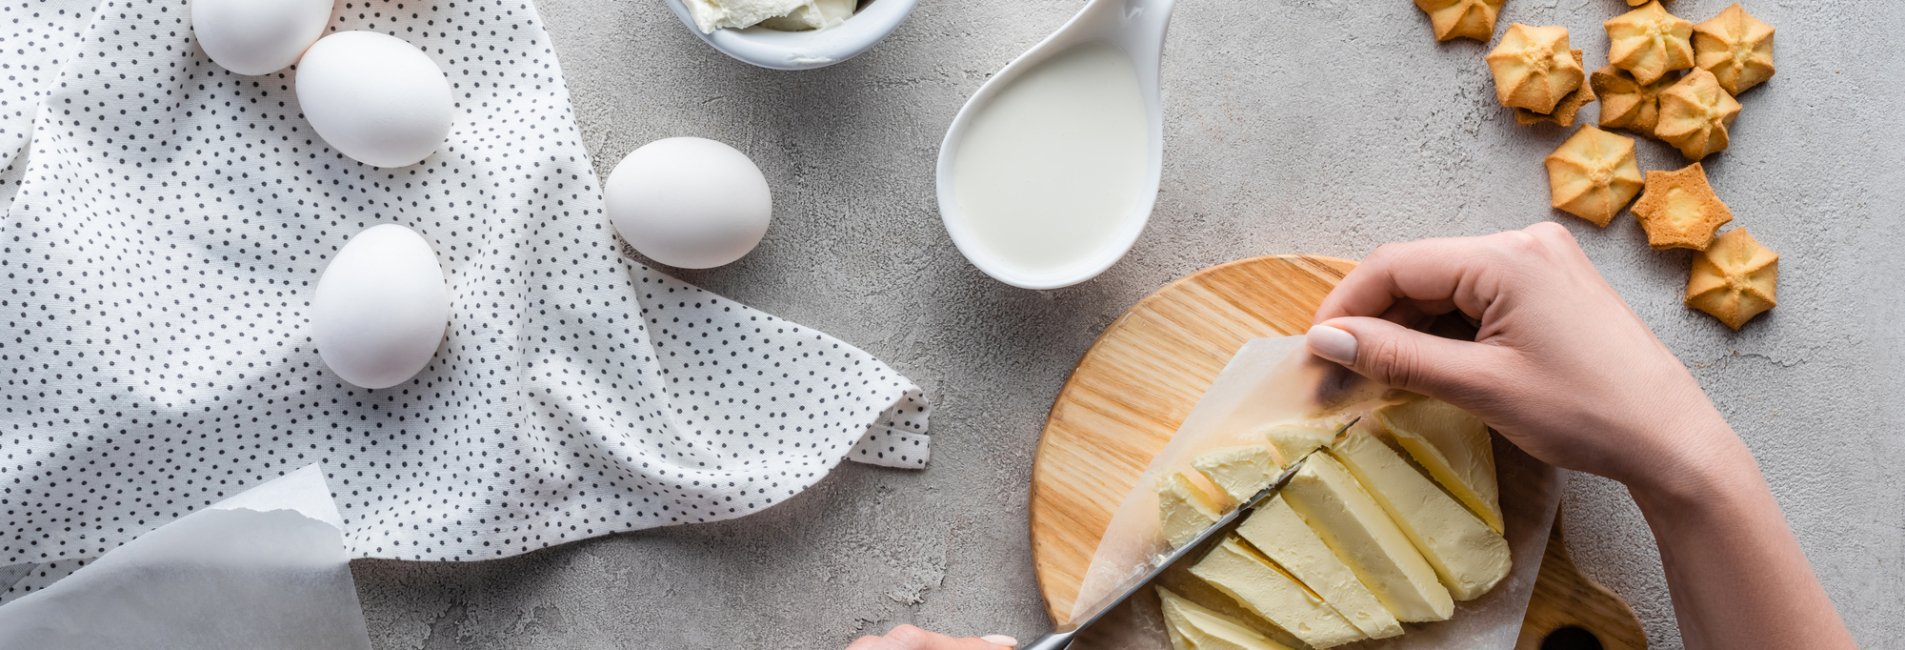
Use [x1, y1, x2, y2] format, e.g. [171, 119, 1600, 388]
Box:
[1, 560, 83, 603]
[0, 0, 931, 571]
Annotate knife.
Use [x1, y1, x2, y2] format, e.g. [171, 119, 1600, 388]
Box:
[1020, 417, 1359, 650]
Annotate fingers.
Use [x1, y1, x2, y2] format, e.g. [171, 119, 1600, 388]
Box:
[847, 625, 1015, 650]
[1308, 317, 1505, 398]
[1376, 300, 1438, 331]
[1315, 223, 1576, 324]
[1313, 236, 1495, 324]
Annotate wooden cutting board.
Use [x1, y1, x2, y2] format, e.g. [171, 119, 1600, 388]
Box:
[1027, 255, 1646, 649]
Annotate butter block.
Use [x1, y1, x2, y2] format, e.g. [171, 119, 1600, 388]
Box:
[1159, 471, 1227, 548]
[1158, 586, 1296, 650]
[1282, 454, 1454, 622]
[1332, 434, 1512, 601]
[1193, 446, 1280, 503]
[1237, 495, 1404, 639]
[1377, 398, 1503, 533]
[1192, 537, 1367, 648]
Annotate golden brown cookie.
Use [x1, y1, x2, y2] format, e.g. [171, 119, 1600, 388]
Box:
[1543, 126, 1643, 227]
[1485, 24, 1586, 114]
[1687, 228, 1777, 330]
[1591, 65, 1677, 135]
[1656, 68, 1742, 160]
[1414, 0, 1506, 42]
[1606, 2, 1695, 85]
[1631, 162, 1733, 250]
[1693, 4, 1775, 95]
[1517, 50, 1597, 126]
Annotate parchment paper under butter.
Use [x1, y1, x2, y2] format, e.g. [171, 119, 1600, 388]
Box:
[1069, 336, 1563, 649]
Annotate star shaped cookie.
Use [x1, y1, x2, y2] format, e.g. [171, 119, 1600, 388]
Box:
[1606, 1, 1695, 85]
[1516, 51, 1597, 127]
[1414, 0, 1506, 42]
[1656, 68, 1742, 160]
[1591, 65, 1677, 135]
[1486, 24, 1586, 114]
[1632, 162, 1733, 250]
[1544, 126, 1643, 226]
[1693, 3, 1776, 95]
[1687, 228, 1777, 330]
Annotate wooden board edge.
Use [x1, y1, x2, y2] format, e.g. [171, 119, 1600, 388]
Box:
[1515, 513, 1650, 649]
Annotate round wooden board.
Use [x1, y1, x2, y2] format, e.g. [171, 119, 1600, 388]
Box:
[1026, 254, 1648, 649]
[1028, 254, 1354, 622]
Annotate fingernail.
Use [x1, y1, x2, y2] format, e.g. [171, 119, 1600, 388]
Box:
[981, 634, 1019, 648]
[1307, 324, 1357, 365]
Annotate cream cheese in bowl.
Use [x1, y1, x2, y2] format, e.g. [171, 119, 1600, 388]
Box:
[662, 0, 916, 70]
[683, 0, 855, 32]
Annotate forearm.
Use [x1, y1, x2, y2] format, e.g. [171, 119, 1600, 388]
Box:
[1628, 421, 1855, 650]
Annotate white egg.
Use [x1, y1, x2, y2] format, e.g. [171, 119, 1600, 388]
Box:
[313, 224, 450, 389]
[604, 137, 772, 269]
[295, 32, 454, 168]
[191, 0, 332, 75]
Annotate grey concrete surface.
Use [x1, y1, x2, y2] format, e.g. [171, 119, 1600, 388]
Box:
[350, 1, 1905, 648]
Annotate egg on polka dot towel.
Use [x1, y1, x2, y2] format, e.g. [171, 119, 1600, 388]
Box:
[605, 137, 773, 269]
[312, 224, 450, 389]
[190, 0, 334, 75]
[295, 31, 455, 168]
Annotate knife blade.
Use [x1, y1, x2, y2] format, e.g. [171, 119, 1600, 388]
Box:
[1022, 417, 1361, 650]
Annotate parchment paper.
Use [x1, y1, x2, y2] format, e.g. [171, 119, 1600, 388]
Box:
[0, 464, 371, 649]
[1069, 337, 1562, 649]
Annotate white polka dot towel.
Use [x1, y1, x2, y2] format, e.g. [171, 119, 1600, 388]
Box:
[0, 0, 931, 568]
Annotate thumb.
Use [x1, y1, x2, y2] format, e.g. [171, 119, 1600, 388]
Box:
[1306, 316, 1495, 397]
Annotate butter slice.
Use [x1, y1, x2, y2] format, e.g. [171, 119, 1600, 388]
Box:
[1157, 586, 1295, 650]
[1158, 564, 1308, 650]
[1378, 398, 1503, 533]
[1159, 471, 1227, 548]
[1332, 433, 1511, 601]
[1193, 446, 1280, 503]
[1282, 454, 1454, 622]
[1237, 495, 1404, 639]
[1191, 537, 1366, 648]
[1260, 423, 1338, 468]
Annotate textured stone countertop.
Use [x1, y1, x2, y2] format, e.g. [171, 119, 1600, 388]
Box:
[352, 1, 1905, 648]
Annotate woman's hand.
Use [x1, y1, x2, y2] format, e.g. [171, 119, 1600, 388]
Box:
[1306, 223, 1855, 649]
[845, 625, 1015, 650]
[1304, 222, 1735, 498]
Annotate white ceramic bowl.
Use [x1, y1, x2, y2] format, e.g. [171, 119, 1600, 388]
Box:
[660, 0, 917, 71]
[935, 0, 1173, 290]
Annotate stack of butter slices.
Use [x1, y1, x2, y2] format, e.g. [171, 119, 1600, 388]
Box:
[1151, 397, 1508, 649]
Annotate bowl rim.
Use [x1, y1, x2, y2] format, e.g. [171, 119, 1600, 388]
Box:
[660, 0, 918, 71]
